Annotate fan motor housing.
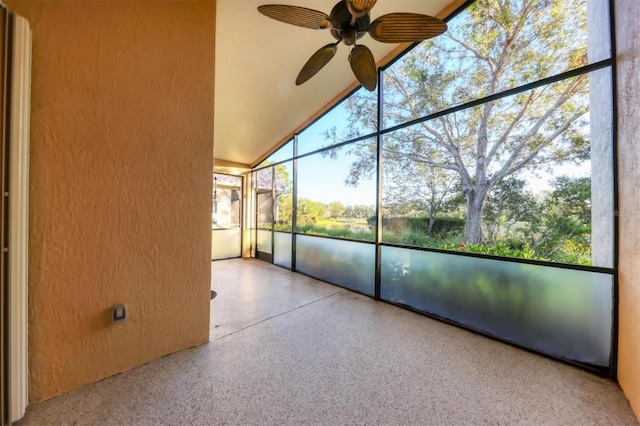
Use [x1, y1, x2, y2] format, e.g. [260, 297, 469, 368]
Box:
[329, 0, 370, 44]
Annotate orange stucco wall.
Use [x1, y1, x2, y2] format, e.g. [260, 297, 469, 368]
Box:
[616, 0, 640, 419]
[5, 0, 216, 403]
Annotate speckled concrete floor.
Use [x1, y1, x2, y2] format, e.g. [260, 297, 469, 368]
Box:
[17, 258, 639, 425]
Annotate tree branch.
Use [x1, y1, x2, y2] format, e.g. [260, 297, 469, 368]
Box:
[486, 89, 537, 165]
[489, 75, 588, 185]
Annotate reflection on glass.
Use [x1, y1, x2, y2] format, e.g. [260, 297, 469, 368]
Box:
[256, 168, 273, 191]
[257, 192, 273, 229]
[298, 87, 377, 155]
[257, 230, 272, 254]
[213, 174, 241, 229]
[215, 173, 242, 187]
[213, 188, 241, 229]
[273, 231, 292, 269]
[211, 229, 241, 260]
[274, 161, 293, 232]
[296, 140, 376, 241]
[382, 0, 589, 129]
[296, 235, 374, 295]
[380, 246, 612, 367]
[380, 74, 604, 267]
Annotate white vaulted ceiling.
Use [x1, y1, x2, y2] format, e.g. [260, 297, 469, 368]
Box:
[214, 0, 460, 166]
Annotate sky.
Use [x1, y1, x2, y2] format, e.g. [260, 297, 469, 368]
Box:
[265, 96, 595, 207]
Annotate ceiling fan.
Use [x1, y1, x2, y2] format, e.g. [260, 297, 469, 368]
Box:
[257, 0, 448, 91]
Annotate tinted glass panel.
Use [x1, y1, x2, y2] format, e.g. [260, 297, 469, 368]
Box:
[273, 231, 292, 269]
[380, 246, 612, 367]
[296, 235, 375, 296]
[212, 188, 241, 229]
[257, 193, 273, 229]
[211, 229, 241, 260]
[257, 230, 272, 255]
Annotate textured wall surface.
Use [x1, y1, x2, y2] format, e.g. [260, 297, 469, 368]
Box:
[616, 0, 640, 419]
[5, 0, 215, 403]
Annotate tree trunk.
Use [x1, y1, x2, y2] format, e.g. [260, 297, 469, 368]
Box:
[464, 190, 486, 244]
[428, 216, 435, 235]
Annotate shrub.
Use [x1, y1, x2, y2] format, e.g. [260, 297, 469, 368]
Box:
[553, 240, 591, 265]
[374, 216, 465, 237]
[297, 224, 375, 241]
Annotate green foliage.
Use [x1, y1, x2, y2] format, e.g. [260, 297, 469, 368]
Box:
[276, 193, 293, 231]
[376, 176, 592, 264]
[369, 216, 465, 238]
[296, 198, 328, 227]
[276, 196, 375, 229]
[383, 229, 437, 247]
[523, 176, 591, 260]
[297, 224, 375, 241]
[553, 240, 592, 266]
[329, 0, 591, 248]
[448, 242, 543, 261]
[274, 222, 292, 232]
[484, 178, 538, 244]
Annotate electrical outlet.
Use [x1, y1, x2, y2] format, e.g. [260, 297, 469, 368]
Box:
[112, 304, 127, 323]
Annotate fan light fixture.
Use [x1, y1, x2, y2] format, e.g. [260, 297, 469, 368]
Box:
[258, 0, 447, 91]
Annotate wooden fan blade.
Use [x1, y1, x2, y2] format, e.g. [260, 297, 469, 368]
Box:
[296, 43, 339, 85]
[368, 13, 447, 43]
[347, 0, 377, 14]
[349, 45, 377, 91]
[257, 5, 331, 30]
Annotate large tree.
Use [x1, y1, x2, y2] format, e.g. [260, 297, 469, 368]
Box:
[383, 160, 460, 235]
[484, 177, 537, 243]
[331, 0, 590, 244]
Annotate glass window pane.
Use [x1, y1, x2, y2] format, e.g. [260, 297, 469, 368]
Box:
[257, 192, 273, 229]
[274, 161, 293, 232]
[211, 229, 241, 260]
[380, 246, 612, 368]
[380, 72, 610, 267]
[213, 174, 241, 229]
[273, 231, 292, 269]
[297, 140, 376, 241]
[214, 173, 241, 187]
[212, 188, 241, 229]
[298, 87, 377, 155]
[256, 167, 273, 191]
[257, 230, 272, 254]
[296, 235, 375, 295]
[382, 0, 591, 129]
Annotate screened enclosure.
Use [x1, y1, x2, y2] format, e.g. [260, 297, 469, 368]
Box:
[249, 0, 616, 376]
